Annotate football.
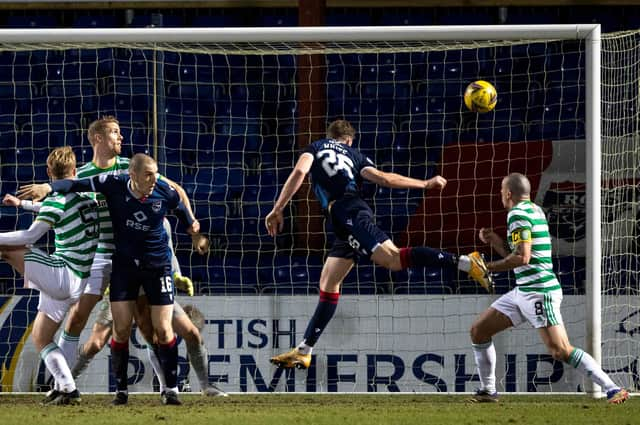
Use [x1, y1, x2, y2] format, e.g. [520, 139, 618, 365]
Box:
[464, 80, 497, 113]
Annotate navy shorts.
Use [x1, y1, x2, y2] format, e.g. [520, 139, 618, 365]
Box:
[109, 254, 174, 306]
[327, 196, 390, 261]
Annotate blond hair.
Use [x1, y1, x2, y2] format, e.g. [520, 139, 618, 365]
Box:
[87, 115, 119, 146]
[47, 146, 76, 179]
[327, 119, 356, 141]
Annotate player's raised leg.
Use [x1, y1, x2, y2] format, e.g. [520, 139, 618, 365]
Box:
[376, 241, 492, 291]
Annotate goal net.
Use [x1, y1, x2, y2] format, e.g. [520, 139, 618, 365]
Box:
[0, 25, 633, 395]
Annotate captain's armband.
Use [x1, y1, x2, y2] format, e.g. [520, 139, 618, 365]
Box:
[510, 228, 532, 245]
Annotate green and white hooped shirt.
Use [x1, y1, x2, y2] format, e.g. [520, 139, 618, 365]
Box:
[507, 200, 561, 293]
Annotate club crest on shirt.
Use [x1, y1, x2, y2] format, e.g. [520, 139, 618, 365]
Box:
[152, 201, 162, 212]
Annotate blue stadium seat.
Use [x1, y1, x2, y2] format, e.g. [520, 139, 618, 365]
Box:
[164, 98, 199, 118]
[254, 14, 298, 27]
[199, 281, 259, 296]
[64, 48, 114, 78]
[114, 59, 152, 79]
[554, 256, 586, 295]
[394, 268, 455, 294]
[213, 117, 262, 151]
[260, 255, 321, 295]
[0, 82, 36, 104]
[5, 15, 58, 28]
[72, 15, 118, 28]
[72, 147, 93, 164]
[163, 120, 207, 152]
[191, 14, 246, 27]
[503, 7, 562, 25]
[326, 12, 372, 27]
[379, 11, 433, 26]
[130, 14, 183, 28]
[20, 122, 82, 147]
[166, 82, 222, 103]
[439, 49, 489, 79]
[95, 96, 146, 125]
[437, 9, 495, 25]
[40, 83, 98, 114]
[527, 119, 585, 141]
[341, 264, 389, 294]
[1, 149, 48, 182]
[352, 119, 395, 150]
[127, 124, 150, 146]
[260, 54, 296, 84]
[110, 76, 151, 96]
[356, 81, 411, 103]
[374, 205, 410, 235]
[565, 7, 626, 33]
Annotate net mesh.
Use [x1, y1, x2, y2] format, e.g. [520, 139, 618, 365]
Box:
[601, 30, 640, 391]
[0, 29, 634, 393]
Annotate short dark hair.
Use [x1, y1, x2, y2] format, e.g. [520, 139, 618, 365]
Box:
[504, 172, 531, 198]
[128, 153, 156, 174]
[327, 119, 356, 140]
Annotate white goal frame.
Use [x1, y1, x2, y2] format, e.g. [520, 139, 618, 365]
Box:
[0, 24, 602, 395]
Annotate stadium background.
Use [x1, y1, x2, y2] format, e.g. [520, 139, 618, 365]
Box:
[0, 0, 638, 393]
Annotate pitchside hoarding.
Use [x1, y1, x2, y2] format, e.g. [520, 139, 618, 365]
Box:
[1, 295, 638, 393]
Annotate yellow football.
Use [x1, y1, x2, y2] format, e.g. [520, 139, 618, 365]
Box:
[464, 80, 497, 113]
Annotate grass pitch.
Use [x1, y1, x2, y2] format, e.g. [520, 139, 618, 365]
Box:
[0, 393, 635, 425]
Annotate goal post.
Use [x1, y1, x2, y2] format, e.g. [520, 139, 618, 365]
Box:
[1, 24, 632, 395]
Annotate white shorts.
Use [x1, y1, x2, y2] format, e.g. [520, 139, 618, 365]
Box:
[24, 248, 87, 323]
[491, 287, 564, 329]
[84, 255, 112, 296]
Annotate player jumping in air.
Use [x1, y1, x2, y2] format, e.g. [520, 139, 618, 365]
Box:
[265, 119, 492, 369]
[469, 172, 628, 404]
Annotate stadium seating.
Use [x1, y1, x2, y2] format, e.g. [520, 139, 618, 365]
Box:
[0, 4, 628, 301]
[5, 15, 58, 28]
[254, 13, 298, 27]
[190, 14, 246, 28]
[326, 12, 373, 27]
[72, 15, 118, 28]
[130, 14, 184, 28]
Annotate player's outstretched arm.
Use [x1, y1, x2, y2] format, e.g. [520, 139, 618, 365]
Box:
[361, 167, 447, 191]
[265, 153, 314, 237]
[16, 183, 53, 201]
[0, 220, 51, 247]
[18, 178, 95, 201]
[3, 194, 41, 212]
